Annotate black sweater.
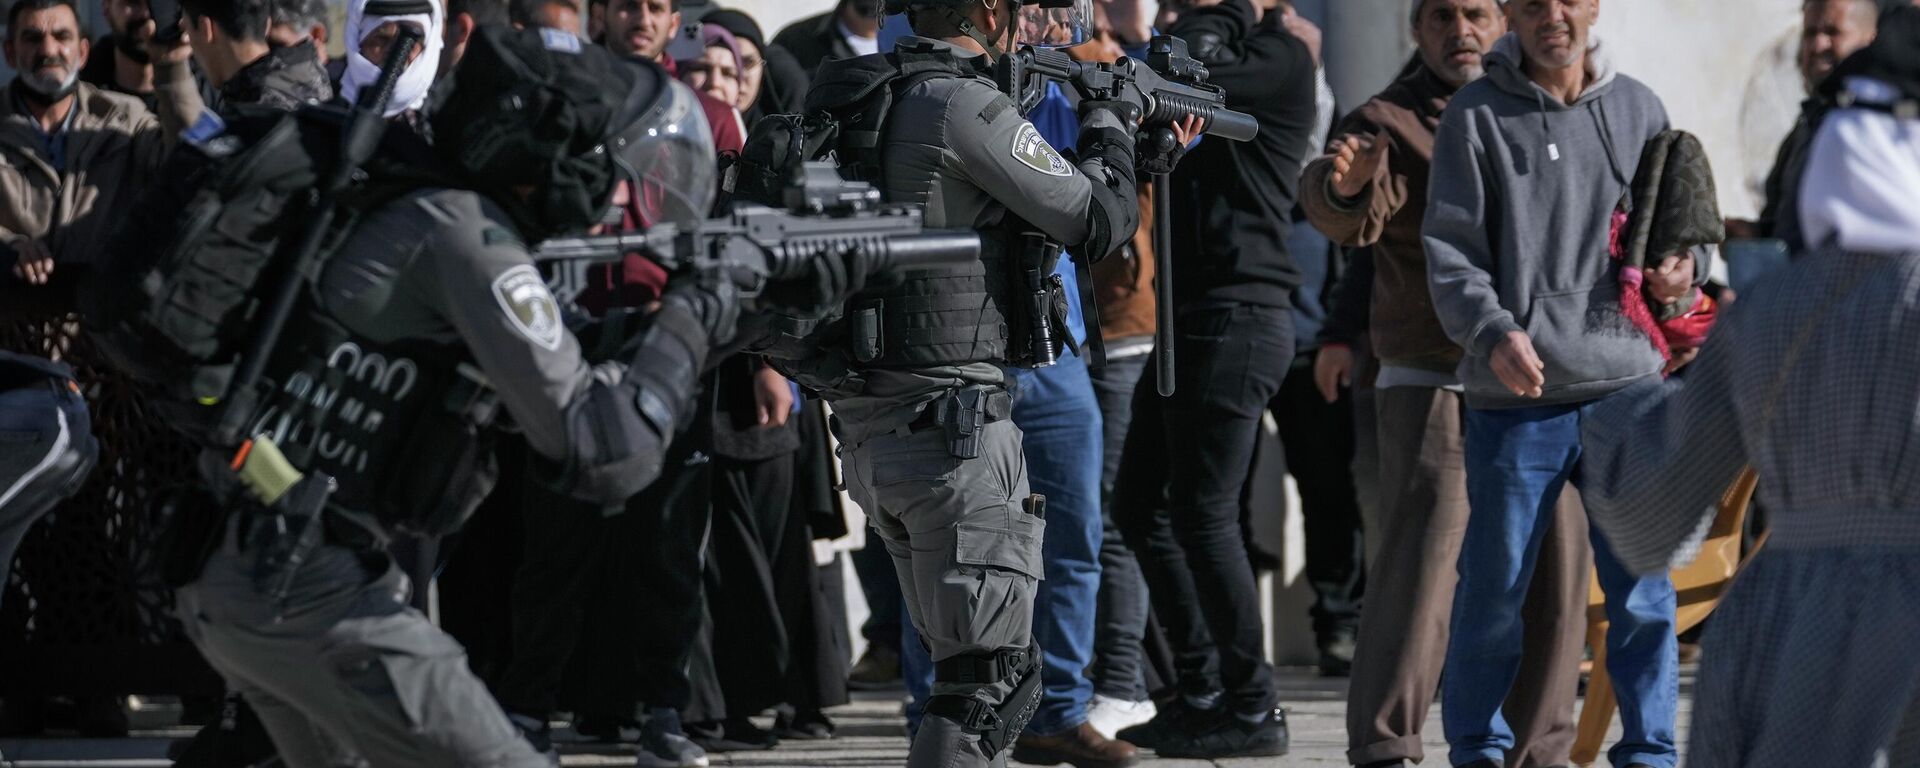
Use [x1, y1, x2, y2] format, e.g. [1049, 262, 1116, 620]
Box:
[1166, 0, 1316, 308]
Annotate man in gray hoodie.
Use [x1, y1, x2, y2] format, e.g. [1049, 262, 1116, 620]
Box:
[1423, 1, 1697, 767]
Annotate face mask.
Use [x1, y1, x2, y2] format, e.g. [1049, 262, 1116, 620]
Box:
[16, 57, 81, 101]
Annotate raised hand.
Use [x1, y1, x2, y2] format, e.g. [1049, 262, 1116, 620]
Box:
[1328, 131, 1389, 201]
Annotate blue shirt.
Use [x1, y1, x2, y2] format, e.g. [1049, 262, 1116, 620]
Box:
[14, 90, 74, 171]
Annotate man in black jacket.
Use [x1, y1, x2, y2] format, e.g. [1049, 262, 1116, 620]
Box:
[767, 0, 875, 73]
[78, 0, 158, 107]
[147, 0, 332, 134]
[1111, 0, 1317, 758]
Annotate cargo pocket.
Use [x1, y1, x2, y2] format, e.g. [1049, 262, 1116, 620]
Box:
[328, 613, 487, 748]
[954, 522, 1045, 581]
[946, 521, 1045, 650]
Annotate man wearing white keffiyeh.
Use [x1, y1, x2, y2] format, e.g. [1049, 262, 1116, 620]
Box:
[340, 0, 442, 118]
[1581, 9, 1920, 766]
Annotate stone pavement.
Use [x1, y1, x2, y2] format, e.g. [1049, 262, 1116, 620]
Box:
[0, 667, 1692, 767]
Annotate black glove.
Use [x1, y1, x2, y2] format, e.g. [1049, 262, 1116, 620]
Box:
[660, 275, 741, 347]
[760, 246, 875, 317]
[1135, 126, 1189, 175]
[1078, 98, 1142, 129]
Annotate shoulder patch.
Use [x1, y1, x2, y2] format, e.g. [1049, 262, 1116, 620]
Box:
[540, 27, 583, 53]
[182, 111, 237, 155]
[1009, 122, 1073, 177]
[491, 265, 564, 351]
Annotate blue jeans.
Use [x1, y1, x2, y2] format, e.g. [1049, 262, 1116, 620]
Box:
[1444, 399, 1679, 768]
[900, 351, 1106, 737]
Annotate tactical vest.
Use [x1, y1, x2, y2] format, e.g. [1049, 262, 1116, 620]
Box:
[825, 43, 1068, 370]
[244, 309, 500, 538]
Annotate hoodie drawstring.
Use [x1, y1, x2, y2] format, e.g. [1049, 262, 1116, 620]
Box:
[1534, 89, 1560, 161]
[1592, 98, 1631, 188]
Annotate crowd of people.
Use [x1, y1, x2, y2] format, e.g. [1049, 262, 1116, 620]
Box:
[0, 0, 1916, 766]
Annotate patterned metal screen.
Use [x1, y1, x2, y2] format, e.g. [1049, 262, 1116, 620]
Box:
[1, 319, 219, 696]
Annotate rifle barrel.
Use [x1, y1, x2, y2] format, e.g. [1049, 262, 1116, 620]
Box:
[765, 231, 981, 280]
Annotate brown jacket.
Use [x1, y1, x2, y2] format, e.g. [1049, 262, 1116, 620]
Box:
[1300, 65, 1459, 373]
[0, 81, 169, 265]
[1092, 184, 1157, 341]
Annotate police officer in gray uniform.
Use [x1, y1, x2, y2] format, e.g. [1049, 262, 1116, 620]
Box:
[164, 31, 819, 768]
[777, 0, 1158, 763]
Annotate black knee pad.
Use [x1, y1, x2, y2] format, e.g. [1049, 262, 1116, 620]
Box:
[924, 645, 1042, 757]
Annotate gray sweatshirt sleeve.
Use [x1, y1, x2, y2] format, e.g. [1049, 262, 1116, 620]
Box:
[1423, 108, 1521, 358]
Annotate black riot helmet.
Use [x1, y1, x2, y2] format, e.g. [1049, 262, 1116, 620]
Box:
[431, 26, 715, 239]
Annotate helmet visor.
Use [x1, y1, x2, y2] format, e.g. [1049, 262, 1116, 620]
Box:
[607, 76, 716, 229]
[1016, 0, 1091, 48]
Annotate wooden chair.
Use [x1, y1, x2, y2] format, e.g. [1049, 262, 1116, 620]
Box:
[1571, 468, 1765, 766]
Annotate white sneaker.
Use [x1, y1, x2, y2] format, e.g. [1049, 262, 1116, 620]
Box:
[1085, 695, 1157, 741]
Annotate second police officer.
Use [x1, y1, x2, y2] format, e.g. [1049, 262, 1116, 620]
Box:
[771, 0, 1194, 764]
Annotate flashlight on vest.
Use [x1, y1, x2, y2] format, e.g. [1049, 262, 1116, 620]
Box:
[1018, 233, 1060, 368]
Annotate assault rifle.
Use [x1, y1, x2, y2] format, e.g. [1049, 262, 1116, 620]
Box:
[1005, 36, 1261, 395]
[1001, 36, 1258, 143]
[533, 164, 980, 309]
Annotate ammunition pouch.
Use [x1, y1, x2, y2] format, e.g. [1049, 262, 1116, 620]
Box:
[842, 239, 1012, 369]
[925, 644, 1043, 758]
[839, 220, 1069, 371]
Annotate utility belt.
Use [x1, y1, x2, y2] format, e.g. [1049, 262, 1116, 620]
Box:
[905, 385, 1013, 460]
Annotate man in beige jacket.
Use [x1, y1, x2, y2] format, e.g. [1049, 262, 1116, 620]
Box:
[4, 0, 169, 291]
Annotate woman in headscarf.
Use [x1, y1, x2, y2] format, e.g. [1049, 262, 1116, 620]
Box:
[675, 23, 746, 116]
[700, 8, 809, 127]
[1579, 10, 1920, 768]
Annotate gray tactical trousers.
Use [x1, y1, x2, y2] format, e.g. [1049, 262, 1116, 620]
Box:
[843, 418, 1042, 768]
[175, 520, 547, 768]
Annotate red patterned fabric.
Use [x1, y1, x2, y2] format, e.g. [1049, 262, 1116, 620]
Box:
[1610, 206, 1672, 360]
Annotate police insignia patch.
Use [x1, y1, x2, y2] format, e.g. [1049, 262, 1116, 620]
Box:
[1010, 122, 1073, 177]
[492, 265, 564, 351]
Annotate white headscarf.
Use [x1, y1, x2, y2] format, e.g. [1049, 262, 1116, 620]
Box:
[340, 0, 445, 117]
[1799, 77, 1920, 253]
